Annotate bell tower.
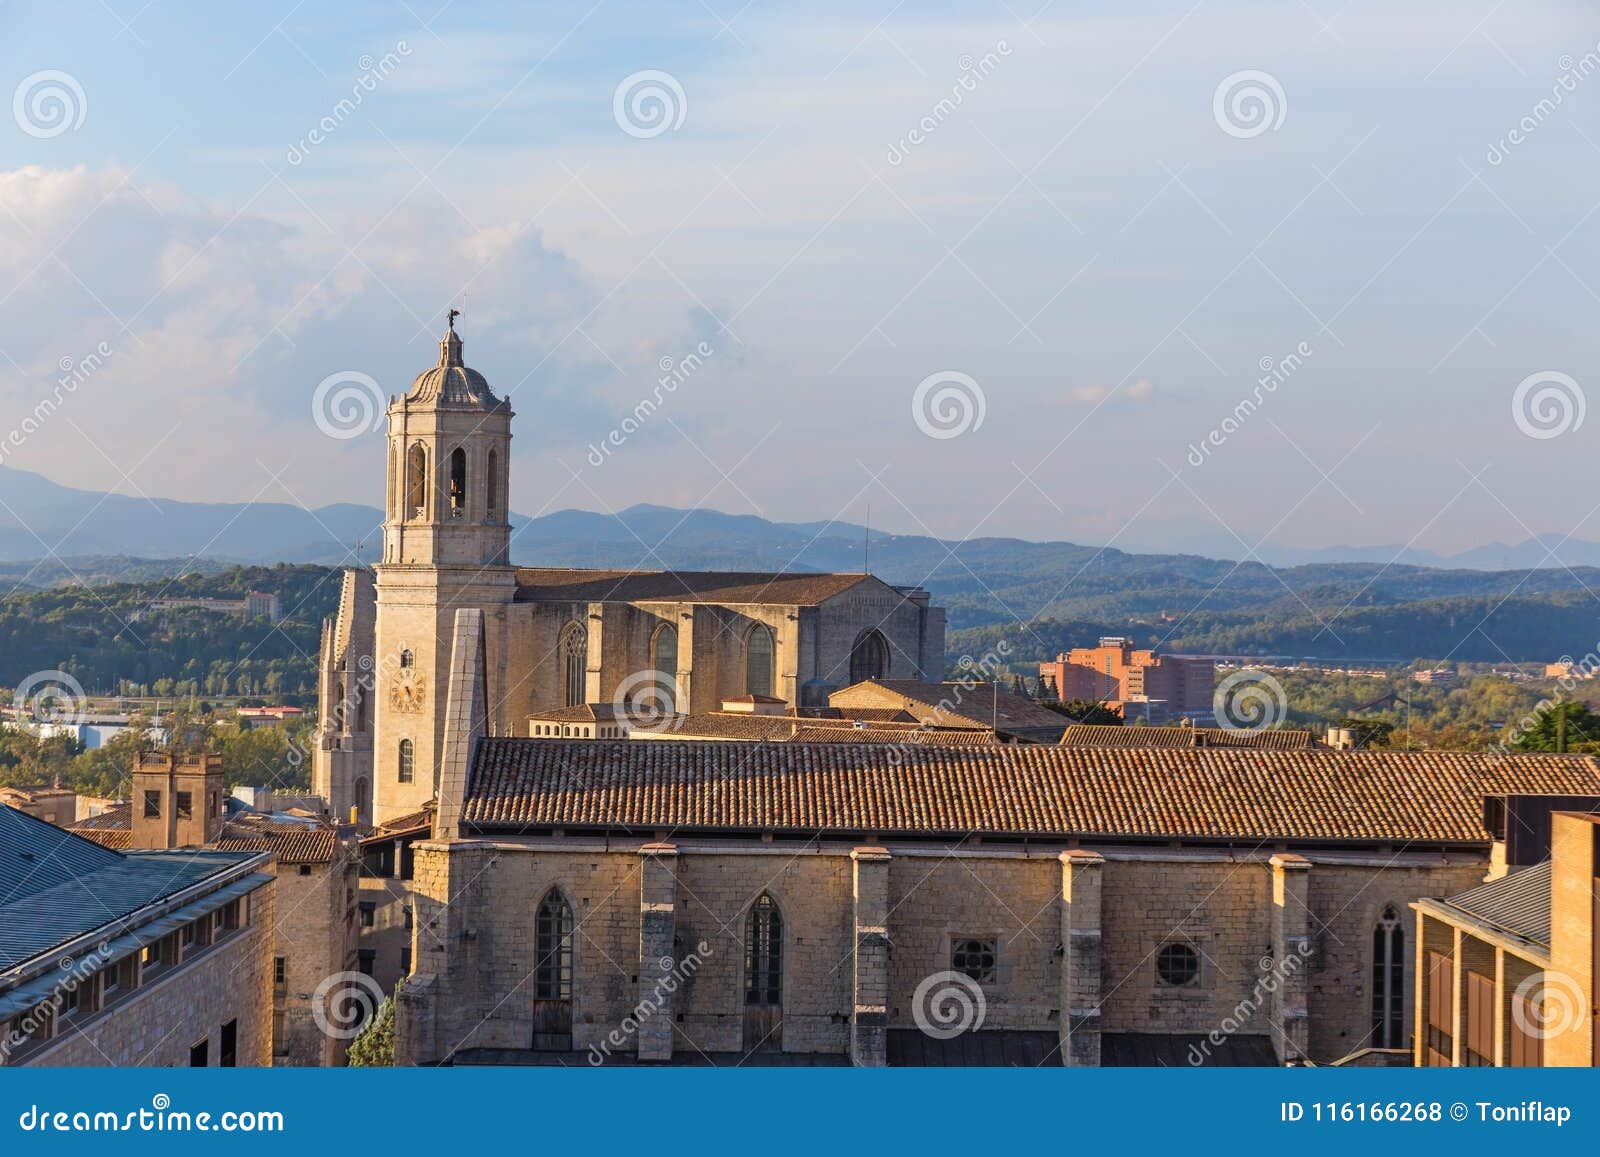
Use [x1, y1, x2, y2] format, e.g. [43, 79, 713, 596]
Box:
[383, 311, 513, 567]
[371, 313, 517, 823]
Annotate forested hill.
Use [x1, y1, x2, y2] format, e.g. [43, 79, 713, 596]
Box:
[0, 564, 340, 700]
[948, 594, 1600, 668]
[0, 554, 1596, 699]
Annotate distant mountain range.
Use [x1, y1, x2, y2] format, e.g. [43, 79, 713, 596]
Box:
[4, 465, 1600, 644]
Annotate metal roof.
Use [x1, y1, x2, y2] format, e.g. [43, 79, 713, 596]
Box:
[0, 873, 270, 1018]
[0, 805, 262, 972]
[1437, 861, 1552, 947]
[1, 803, 122, 904]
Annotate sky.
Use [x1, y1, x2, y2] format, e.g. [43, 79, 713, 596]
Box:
[1, 0, 1598, 557]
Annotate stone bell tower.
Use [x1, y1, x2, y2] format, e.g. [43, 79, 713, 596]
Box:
[383, 311, 513, 568]
[371, 313, 517, 823]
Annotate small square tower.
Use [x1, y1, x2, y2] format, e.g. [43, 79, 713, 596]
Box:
[130, 751, 225, 849]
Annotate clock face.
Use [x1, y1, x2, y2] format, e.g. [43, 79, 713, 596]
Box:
[390, 669, 426, 713]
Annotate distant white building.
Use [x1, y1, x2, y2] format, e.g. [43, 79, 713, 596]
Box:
[33, 714, 169, 750]
[140, 591, 281, 625]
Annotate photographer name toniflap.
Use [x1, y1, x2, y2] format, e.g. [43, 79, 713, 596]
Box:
[1280, 1101, 1572, 1127]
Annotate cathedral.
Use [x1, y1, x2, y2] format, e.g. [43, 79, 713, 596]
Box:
[312, 319, 946, 826]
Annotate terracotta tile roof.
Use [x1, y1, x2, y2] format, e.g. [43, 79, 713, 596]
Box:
[69, 803, 132, 831]
[1061, 725, 1319, 750]
[833, 707, 919, 724]
[376, 807, 433, 835]
[831, 680, 1067, 740]
[69, 808, 341, 863]
[0, 785, 75, 803]
[461, 739, 1600, 845]
[527, 703, 627, 723]
[214, 818, 341, 863]
[654, 714, 983, 744]
[788, 725, 998, 746]
[70, 827, 131, 850]
[513, 568, 872, 606]
[651, 713, 801, 741]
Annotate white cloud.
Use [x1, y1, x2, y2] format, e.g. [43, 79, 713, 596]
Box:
[0, 165, 710, 513]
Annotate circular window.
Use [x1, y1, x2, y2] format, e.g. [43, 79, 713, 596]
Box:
[1156, 943, 1200, 987]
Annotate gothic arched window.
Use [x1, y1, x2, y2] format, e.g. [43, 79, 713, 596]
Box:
[400, 649, 414, 669]
[448, 447, 467, 518]
[848, 629, 890, 685]
[651, 624, 678, 714]
[1372, 905, 1405, 1048]
[560, 623, 587, 708]
[746, 624, 775, 698]
[353, 777, 369, 819]
[486, 449, 500, 518]
[535, 890, 574, 1001]
[744, 893, 783, 1051]
[406, 443, 428, 517]
[745, 894, 783, 1006]
[397, 739, 414, 784]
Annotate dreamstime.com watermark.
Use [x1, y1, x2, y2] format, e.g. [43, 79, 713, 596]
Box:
[877, 642, 1012, 767]
[587, 942, 712, 1064]
[311, 970, 388, 1040]
[1511, 370, 1583, 440]
[1212, 70, 1286, 139]
[912, 970, 987, 1039]
[1187, 937, 1315, 1065]
[587, 341, 714, 466]
[1489, 644, 1600, 761]
[0, 341, 114, 467]
[17, 1095, 283, 1134]
[1186, 341, 1312, 467]
[1213, 668, 1288, 734]
[11, 668, 89, 727]
[886, 41, 1012, 166]
[0, 941, 115, 1063]
[613, 70, 687, 139]
[1512, 970, 1587, 1041]
[911, 370, 986, 439]
[1487, 42, 1600, 166]
[12, 70, 86, 138]
[287, 43, 411, 165]
[312, 370, 386, 439]
[610, 668, 685, 735]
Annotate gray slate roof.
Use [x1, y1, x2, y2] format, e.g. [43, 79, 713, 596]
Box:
[1, 803, 121, 902]
[1439, 861, 1552, 947]
[0, 805, 259, 971]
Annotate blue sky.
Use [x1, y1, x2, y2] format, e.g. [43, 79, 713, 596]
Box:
[1, 0, 1598, 556]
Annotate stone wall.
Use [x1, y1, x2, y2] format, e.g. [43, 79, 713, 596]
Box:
[1303, 860, 1485, 1061]
[399, 836, 1493, 1066]
[271, 849, 359, 1067]
[31, 883, 275, 1068]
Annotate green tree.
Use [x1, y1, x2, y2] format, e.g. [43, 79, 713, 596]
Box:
[347, 984, 399, 1067]
[1511, 701, 1600, 754]
[1041, 699, 1124, 726]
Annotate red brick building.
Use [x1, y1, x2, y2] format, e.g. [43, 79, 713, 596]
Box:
[1038, 637, 1214, 716]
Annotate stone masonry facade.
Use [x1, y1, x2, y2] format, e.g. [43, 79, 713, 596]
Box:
[397, 836, 1492, 1065]
[29, 885, 275, 1068]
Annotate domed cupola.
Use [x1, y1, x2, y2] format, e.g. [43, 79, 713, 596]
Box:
[404, 312, 508, 411]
